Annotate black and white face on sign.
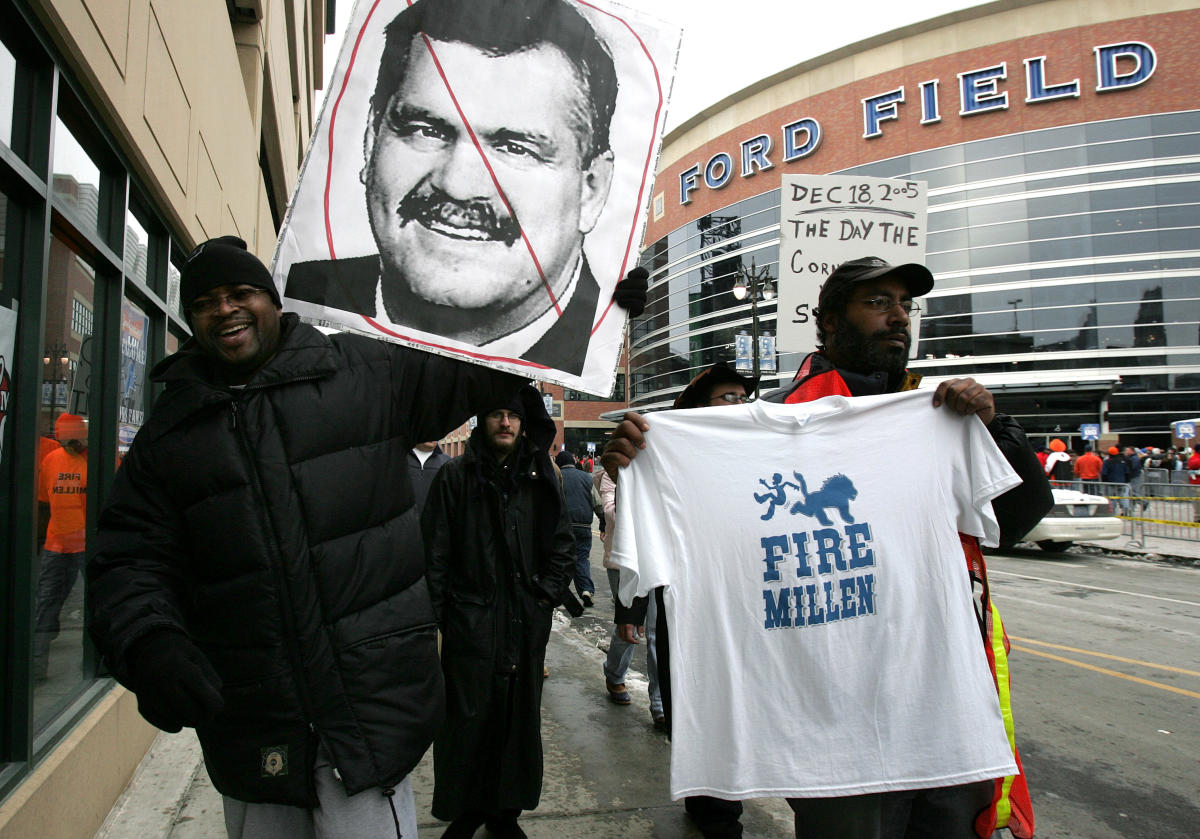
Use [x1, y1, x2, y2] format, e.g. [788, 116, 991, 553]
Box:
[275, 0, 681, 394]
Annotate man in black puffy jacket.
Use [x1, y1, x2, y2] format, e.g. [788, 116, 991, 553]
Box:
[87, 236, 529, 838]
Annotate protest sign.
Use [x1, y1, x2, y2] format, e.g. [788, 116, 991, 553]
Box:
[777, 175, 928, 356]
[274, 0, 681, 395]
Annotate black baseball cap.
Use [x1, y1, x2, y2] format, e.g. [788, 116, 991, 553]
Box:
[818, 256, 934, 311]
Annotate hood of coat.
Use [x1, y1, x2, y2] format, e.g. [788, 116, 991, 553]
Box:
[468, 383, 556, 455]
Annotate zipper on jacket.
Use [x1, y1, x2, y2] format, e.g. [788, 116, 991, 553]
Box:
[230, 391, 319, 734]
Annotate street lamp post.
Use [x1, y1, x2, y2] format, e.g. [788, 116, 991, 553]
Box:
[732, 258, 776, 398]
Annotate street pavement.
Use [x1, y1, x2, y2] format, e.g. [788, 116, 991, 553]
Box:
[92, 527, 1198, 839]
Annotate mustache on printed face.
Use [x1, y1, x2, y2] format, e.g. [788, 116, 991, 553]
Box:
[397, 185, 522, 247]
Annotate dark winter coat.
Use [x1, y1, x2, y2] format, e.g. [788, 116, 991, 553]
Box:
[408, 444, 452, 514]
[420, 392, 575, 820]
[1101, 455, 1131, 483]
[560, 463, 596, 526]
[87, 314, 520, 806]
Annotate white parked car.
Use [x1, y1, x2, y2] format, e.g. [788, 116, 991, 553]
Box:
[1022, 487, 1123, 551]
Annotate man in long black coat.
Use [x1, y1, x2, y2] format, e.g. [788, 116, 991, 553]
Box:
[422, 385, 575, 839]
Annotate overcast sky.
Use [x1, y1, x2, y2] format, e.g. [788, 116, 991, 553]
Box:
[320, 0, 990, 134]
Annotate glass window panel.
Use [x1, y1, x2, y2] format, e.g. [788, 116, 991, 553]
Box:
[167, 256, 182, 321]
[1090, 185, 1154, 212]
[1032, 283, 1095, 307]
[1152, 161, 1200, 178]
[1027, 172, 1091, 191]
[1085, 116, 1150, 143]
[0, 39, 14, 148]
[925, 249, 968, 275]
[123, 213, 148, 286]
[927, 208, 967, 233]
[1158, 226, 1199, 253]
[1152, 204, 1200, 229]
[1023, 124, 1086, 152]
[909, 145, 964, 171]
[1091, 207, 1156, 235]
[1086, 137, 1155, 166]
[1023, 146, 1088, 174]
[965, 134, 1024, 161]
[1029, 214, 1091, 239]
[1152, 132, 1200, 158]
[965, 156, 1025, 181]
[965, 183, 1022, 200]
[34, 233, 98, 727]
[967, 199, 1028, 225]
[51, 118, 101, 234]
[969, 241, 1029, 269]
[969, 219, 1029, 247]
[118, 297, 150, 458]
[1029, 236, 1092, 262]
[1093, 229, 1158, 257]
[917, 166, 968, 190]
[928, 227, 968, 252]
[1022, 190, 1089, 216]
[1152, 111, 1200, 134]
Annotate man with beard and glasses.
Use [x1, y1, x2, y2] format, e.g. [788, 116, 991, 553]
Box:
[601, 257, 1051, 839]
[421, 387, 575, 838]
[284, 0, 646, 376]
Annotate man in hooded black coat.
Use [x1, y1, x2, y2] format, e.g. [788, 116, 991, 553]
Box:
[421, 385, 575, 839]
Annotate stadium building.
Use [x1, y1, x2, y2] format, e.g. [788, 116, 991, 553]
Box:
[630, 0, 1200, 448]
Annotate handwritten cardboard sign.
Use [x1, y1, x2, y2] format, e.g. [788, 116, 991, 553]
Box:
[777, 175, 928, 356]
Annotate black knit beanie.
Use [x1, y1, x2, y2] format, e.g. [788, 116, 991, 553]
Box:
[180, 236, 282, 315]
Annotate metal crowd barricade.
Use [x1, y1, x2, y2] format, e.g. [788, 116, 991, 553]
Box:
[1048, 477, 1199, 546]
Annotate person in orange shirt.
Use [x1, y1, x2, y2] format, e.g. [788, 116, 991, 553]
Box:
[33, 413, 88, 681]
[1073, 445, 1103, 491]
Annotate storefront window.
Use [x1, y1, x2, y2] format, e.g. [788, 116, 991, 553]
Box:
[33, 233, 97, 727]
[51, 118, 101, 235]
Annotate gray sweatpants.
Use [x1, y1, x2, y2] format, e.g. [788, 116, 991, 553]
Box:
[223, 744, 417, 839]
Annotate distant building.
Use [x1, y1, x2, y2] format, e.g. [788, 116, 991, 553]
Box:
[632, 0, 1200, 447]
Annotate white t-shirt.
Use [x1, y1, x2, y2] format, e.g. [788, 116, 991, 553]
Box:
[611, 389, 1021, 800]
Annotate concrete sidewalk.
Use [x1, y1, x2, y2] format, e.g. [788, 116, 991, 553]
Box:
[92, 546, 794, 839]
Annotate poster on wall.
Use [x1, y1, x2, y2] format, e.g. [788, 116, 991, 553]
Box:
[776, 175, 928, 356]
[118, 299, 150, 453]
[273, 0, 682, 395]
[0, 304, 16, 467]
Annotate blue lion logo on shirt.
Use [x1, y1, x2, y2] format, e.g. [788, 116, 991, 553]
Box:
[753, 472, 858, 525]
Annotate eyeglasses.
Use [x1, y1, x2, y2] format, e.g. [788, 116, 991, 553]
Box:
[188, 287, 269, 317]
[858, 296, 920, 315]
[711, 392, 750, 404]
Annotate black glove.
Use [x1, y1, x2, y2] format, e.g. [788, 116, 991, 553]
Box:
[612, 266, 648, 317]
[125, 630, 224, 733]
